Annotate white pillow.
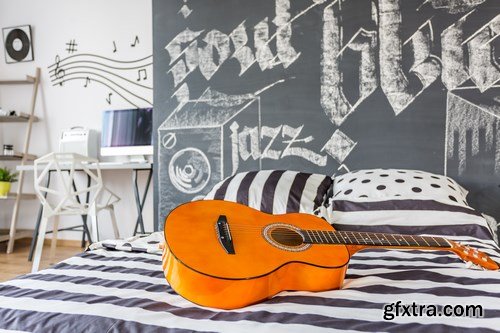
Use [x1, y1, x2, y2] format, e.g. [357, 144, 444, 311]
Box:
[325, 169, 496, 241]
[332, 168, 469, 208]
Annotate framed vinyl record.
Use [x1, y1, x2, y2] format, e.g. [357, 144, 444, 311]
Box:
[2, 25, 34, 63]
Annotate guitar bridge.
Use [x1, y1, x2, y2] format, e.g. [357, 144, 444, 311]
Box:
[215, 215, 235, 255]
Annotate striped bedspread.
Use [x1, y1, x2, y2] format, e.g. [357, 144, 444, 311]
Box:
[0, 234, 499, 332]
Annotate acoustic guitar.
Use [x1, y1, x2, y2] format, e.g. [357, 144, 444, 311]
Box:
[162, 200, 499, 309]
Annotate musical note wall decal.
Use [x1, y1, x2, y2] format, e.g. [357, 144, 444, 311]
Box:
[65, 39, 78, 53]
[137, 68, 147, 81]
[131, 35, 139, 47]
[84, 77, 91, 87]
[113, 41, 117, 53]
[54, 55, 66, 85]
[106, 92, 113, 104]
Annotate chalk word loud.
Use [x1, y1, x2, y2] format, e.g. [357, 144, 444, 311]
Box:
[166, 0, 300, 104]
[166, 0, 499, 125]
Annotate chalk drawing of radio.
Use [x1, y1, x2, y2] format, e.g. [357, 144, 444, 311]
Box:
[157, 95, 261, 221]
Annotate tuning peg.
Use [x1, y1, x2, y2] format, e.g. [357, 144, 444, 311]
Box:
[464, 261, 483, 270]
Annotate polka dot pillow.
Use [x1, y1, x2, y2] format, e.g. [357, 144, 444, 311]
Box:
[331, 169, 470, 208]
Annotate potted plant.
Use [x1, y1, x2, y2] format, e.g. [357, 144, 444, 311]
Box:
[0, 167, 18, 198]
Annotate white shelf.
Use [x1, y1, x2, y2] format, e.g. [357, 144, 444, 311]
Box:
[0, 113, 39, 123]
[0, 229, 33, 243]
[0, 193, 37, 200]
[0, 152, 37, 161]
[0, 68, 41, 253]
[0, 76, 35, 85]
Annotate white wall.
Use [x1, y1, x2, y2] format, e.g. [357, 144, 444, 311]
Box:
[0, 0, 154, 241]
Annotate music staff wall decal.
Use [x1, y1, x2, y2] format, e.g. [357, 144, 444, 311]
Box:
[48, 35, 152, 108]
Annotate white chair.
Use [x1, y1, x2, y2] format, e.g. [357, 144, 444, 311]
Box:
[32, 153, 120, 273]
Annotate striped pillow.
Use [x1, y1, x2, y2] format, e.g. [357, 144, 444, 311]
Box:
[204, 170, 332, 215]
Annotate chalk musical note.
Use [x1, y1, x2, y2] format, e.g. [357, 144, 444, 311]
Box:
[106, 92, 112, 105]
[54, 55, 66, 82]
[113, 41, 117, 53]
[131, 35, 139, 47]
[84, 77, 91, 88]
[337, 164, 350, 173]
[137, 68, 147, 81]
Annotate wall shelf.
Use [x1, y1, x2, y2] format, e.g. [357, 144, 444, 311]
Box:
[0, 230, 33, 243]
[0, 193, 37, 200]
[0, 76, 35, 85]
[0, 68, 41, 253]
[0, 113, 39, 123]
[0, 152, 37, 161]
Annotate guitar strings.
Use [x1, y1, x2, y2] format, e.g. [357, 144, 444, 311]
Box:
[164, 220, 449, 246]
[166, 223, 445, 242]
[219, 225, 441, 241]
[164, 228, 445, 246]
[162, 233, 449, 248]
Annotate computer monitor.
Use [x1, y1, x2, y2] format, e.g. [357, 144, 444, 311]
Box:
[101, 108, 153, 159]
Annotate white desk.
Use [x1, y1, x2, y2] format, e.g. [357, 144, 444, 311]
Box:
[17, 161, 153, 260]
[17, 161, 152, 171]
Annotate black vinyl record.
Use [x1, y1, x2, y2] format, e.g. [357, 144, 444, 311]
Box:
[5, 28, 30, 61]
[2, 25, 33, 63]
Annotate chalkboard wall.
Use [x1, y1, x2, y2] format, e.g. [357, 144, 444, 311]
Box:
[153, 0, 500, 230]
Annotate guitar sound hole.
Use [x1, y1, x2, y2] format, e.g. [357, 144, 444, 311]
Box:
[270, 228, 304, 247]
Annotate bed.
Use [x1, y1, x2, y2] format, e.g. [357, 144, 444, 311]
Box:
[1, 169, 499, 332]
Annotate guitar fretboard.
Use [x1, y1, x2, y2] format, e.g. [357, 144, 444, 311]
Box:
[302, 230, 450, 248]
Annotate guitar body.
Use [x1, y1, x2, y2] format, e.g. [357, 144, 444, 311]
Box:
[163, 200, 350, 309]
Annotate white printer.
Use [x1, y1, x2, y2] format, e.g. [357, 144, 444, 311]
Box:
[59, 127, 98, 158]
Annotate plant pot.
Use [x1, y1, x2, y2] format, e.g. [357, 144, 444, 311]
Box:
[0, 181, 11, 198]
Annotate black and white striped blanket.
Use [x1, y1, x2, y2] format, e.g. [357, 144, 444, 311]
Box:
[0, 232, 499, 332]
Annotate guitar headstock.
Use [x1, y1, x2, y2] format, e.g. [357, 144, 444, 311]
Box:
[449, 241, 499, 271]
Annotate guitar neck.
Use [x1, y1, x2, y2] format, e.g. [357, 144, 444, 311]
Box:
[302, 230, 451, 249]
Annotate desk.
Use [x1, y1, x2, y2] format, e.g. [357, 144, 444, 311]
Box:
[17, 162, 153, 260]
